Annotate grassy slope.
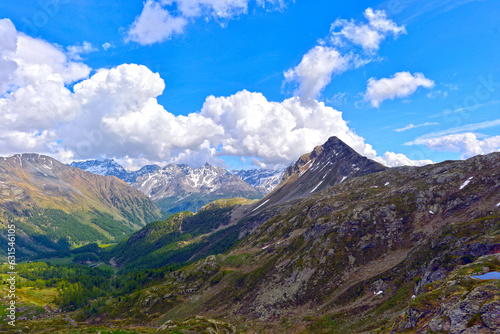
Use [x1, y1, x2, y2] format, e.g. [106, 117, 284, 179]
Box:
[105, 198, 256, 272]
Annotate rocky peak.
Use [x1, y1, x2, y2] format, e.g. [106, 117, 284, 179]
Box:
[282, 136, 373, 183]
[249, 136, 387, 213]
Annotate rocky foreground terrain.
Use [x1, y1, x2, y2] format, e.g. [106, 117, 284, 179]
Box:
[87, 138, 500, 333]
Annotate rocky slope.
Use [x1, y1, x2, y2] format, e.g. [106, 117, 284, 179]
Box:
[96, 146, 500, 333]
[0, 154, 162, 258]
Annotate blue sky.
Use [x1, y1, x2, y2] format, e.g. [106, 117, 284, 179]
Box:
[0, 0, 499, 170]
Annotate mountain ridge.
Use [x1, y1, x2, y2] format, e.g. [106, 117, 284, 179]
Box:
[0, 153, 162, 258]
[71, 159, 279, 214]
[246, 136, 388, 214]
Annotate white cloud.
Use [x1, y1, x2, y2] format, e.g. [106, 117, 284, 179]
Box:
[102, 42, 115, 50]
[284, 8, 404, 100]
[374, 151, 433, 167]
[15, 34, 91, 85]
[0, 19, 88, 155]
[127, 0, 288, 45]
[409, 119, 500, 140]
[58, 64, 224, 164]
[330, 8, 406, 52]
[251, 157, 266, 168]
[365, 71, 434, 107]
[395, 122, 438, 132]
[0, 19, 18, 95]
[411, 133, 500, 159]
[127, 1, 188, 45]
[66, 41, 97, 60]
[283, 46, 349, 99]
[200, 90, 378, 164]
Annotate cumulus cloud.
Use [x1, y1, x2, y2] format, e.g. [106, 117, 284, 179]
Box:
[200, 90, 378, 164]
[15, 34, 91, 85]
[374, 151, 433, 167]
[0, 19, 18, 95]
[284, 8, 405, 101]
[0, 19, 89, 158]
[127, 1, 188, 45]
[127, 0, 288, 45]
[58, 64, 224, 164]
[410, 133, 500, 159]
[365, 71, 434, 107]
[330, 8, 406, 52]
[283, 46, 349, 99]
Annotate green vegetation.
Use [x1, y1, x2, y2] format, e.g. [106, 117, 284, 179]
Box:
[106, 200, 245, 272]
[156, 193, 260, 214]
[72, 252, 99, 264]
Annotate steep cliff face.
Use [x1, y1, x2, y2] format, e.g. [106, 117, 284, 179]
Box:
[0, 154, 162, 257]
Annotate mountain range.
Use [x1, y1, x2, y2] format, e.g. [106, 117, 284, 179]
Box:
[1, 137, 499, 333]
[70, 159, 285, 214]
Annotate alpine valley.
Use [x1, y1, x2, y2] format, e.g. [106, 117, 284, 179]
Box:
[1, 137, 500, 333]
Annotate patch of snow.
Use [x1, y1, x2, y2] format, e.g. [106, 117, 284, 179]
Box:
[496, 202, 500, 207]
[459, 177, 473, 190]
[429, 211, 434, 214]
[411, 295, 416, 300]
[371, 186, 378, 188]
[252, 199, 270, 212]
[317, 163, 328, 173]
[341, 176, 348, 183]
[262, 245, 269, 250]
[310, 180, 324, 193]
[384, 182, 390, 186]
[374, 290, 383, 295]
[299, 162, 312, 177]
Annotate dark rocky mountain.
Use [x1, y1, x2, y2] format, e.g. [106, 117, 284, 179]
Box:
[248, 136, 387, 213]
[0, 154, 162, 258]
